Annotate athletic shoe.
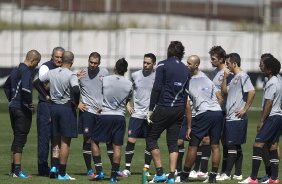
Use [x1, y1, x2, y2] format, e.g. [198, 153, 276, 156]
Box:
[94, 171, 105, 180]
[57, 173, 76, 180]
[122, 169, 131, 177]
[259, 176, 270, 183]
[203, 173, 217, 183]
[49, 166, 57, 178]
[166, 178, 175, 183]
[175, 175, 189, 182]
[216, 173, 231, 181]
[145, 171, 151, 177]
[149, 174, 167, 183]
[238, 177, 258, 184]
[233, 174, 243, 180]
[268, 178, 279, 183]
[117, 170, 123, 177]
[13, 170, 32, 178]
[87, 169, 95, 177]
[197, 171, 208, 179]
[109, 177, 118, 183]
[189, 170, 198, 178]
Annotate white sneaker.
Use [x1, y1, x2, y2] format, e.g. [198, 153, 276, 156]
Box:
[197, 171, 208, 179]
[175, 176, 181, 183]
[122, 169, 131, 177]
[216, 173, 231, 181]
[216, 173, 221, 179]
[233, 174, 243, 180]
[189, 170, 198, 178]
[238, 176, 258, 184]
[203, 178, 209, 183]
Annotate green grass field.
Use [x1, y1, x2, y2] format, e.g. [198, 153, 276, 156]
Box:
[0, 89, 281, 184]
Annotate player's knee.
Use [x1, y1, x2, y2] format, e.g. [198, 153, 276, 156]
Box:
[12, 133, 28, 153]
[146, 137, 158, 151]
[189, 134, 201, 147]
[83, 141, 91, 150]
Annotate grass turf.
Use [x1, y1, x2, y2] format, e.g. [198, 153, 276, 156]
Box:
[0, 89, 281, 183]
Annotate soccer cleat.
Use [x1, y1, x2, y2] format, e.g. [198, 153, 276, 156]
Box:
[117, 170, 123, 177]
[166, 178, 175, 183]
[203, 173, 217, 183]
[87, 169, 95, 177]
[268, 178, 279, 183]
[233, 174, 243, 180]
[109, 177, 118, 183]
[94, 171, 105, 180]
[149, 174, 167, 183]
[238, 177, 258, 184]
[197, 171, 208, 179]
[57, 173, 76, 180]
[13, 170, 32, 178]
[259, 176, 270, 183]
[216, 173, 231, 181]
[49, 166, 57, 178]
[122, 169, 131, 177]
[189, 170, 198, 178]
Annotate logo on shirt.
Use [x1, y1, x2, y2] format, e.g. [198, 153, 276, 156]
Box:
[99, 75, 104, 81]
[233, 77, 239, 84]
[84, 127, 89, 133]
[218, 74, 224, 82]
[174, 82, 182, 86]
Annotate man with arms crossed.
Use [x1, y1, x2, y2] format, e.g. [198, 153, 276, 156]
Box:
[122, 53, 156, 177]
[35, 47, 64, 177]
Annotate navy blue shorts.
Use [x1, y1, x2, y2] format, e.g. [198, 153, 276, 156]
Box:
[92, 115, 126, 145]
[179, 117, 195, 141]
[128, 117, 149, 138]
[256, 115, 282, 143]
[78, 111, 98, 136]
[225, 119, 248, 145]
[50, 103, 78, 138]
[191, 111, 223, 145]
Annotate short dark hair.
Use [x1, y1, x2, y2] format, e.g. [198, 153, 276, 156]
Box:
[62, 51, 74, 64]
[263, 57, 281, 76]
[144, 53, 156, 63]
[89, 52, 101, 62]
[209, 46, 226, 62]
[226, 53, 241, 67]
[260, 53, 273, 60]
[167, 41, 185, 60]
[52, 47, 65, 56]
[115, 58, 128, 75]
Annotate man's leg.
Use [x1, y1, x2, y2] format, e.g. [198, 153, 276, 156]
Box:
[110, 144, 122, 181]
[176, 139, 185, 175]
[82, 136, 92, 175]
[58, 136, 71, 177]
[124, 137, 137, 174]
[91, 140, 104, 179]
[50, 137, 60, 178]
[269, 143, 279, 181]
[37, 102, 51, 176]
[198, 137, 211, 177]
[250, 142, 265, 181]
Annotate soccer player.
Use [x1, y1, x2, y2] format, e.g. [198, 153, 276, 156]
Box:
[77, 52, 109, 177]
[217, 53, 255, 181]
[91, 58, 133, 183]
[3, 50, 41, 178]
[239, 57, 282, 184]
[39, 51, 80, 180]
[34, 47, 64, 177]
[209, 46, 230, 177]
[146, 41, 190, 183]
[122, 53, 156, 177]
[179, 55, 223, 183]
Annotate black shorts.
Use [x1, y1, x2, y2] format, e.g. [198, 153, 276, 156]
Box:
[78, 111, 98, 136]
[128, 117, 149, 138]
[9, 107, 32, 136]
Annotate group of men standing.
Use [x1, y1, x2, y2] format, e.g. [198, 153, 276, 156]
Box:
[3, 41, 282, 184]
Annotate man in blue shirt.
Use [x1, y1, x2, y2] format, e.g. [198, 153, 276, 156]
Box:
[4, 50, 41, 178]
[146, 41, 190, 183]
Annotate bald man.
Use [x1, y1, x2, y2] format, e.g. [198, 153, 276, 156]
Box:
[178, 55, 223, 183]
[39, 51, 80, 180]
[4, 50, 41, 178]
